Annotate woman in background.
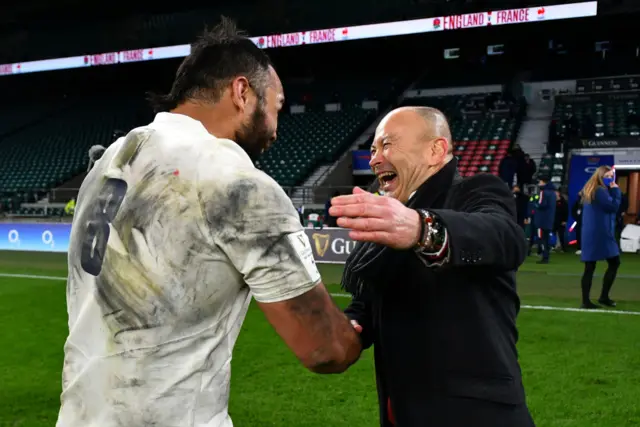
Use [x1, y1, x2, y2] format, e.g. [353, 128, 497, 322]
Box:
[580, 166, 621, 309]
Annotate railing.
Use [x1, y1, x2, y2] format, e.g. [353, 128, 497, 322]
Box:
[1, 185, 366, 218]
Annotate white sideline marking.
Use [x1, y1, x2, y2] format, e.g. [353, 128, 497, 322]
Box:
[0, 273, 68, 281]
[2, 273, 639, 316]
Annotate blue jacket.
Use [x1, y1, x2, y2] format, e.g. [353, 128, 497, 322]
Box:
[533, 183, 556, 230]
[581, 187, 621, 262]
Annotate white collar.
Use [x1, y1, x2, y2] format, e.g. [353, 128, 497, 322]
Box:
[152, 112, 253, 166]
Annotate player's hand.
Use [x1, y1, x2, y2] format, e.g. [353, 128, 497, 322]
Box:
[350, 320, 363, 334]
[610, 181, 619, 188]
[330, 187, 421, 249]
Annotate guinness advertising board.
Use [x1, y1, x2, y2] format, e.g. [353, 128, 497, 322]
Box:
[580, 137, 640, 148]
[303, 228, 356, 264]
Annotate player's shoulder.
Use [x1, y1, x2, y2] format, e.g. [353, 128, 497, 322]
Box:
[199, 161, 288, 208]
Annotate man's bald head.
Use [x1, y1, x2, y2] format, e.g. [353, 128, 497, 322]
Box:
[406, 107, 453, 155]
[369, 106, 455, 202]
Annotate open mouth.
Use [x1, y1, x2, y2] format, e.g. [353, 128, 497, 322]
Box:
[377, 171, 398, 191]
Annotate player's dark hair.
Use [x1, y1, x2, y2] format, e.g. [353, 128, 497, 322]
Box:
[148, 17, 272, 113]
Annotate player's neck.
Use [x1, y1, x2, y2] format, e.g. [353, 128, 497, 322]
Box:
[170, 103, 236, 141]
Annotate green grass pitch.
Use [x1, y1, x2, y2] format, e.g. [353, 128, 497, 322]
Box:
[1, 250, 640, 426]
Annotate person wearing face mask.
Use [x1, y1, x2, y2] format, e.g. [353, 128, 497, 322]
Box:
[329, 107, 533, 427]
[579, 166, 622, 309]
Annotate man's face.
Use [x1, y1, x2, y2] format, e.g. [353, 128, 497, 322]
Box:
[369, 110, 447, 203]
[235, 67, 284, 161]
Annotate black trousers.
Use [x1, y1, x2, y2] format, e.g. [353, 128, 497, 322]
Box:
[555, 225, 567, 251]
[537, 229, 551, 261]
[581, 256, 621, 304]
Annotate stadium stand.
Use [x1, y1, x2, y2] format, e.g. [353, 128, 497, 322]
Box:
[356, 92, 522, 178]
[538, 153, 565, 186]
[256, 108, 374, 187]
[0, 95, 150, 215]
[0, 75, 404, 214]
[552, 95, 640, 139]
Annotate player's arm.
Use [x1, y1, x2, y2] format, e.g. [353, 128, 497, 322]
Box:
[257, 284, 362, 374]
[201, 169, 361, 373]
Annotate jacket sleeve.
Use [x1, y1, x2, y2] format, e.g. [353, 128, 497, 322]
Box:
[595, 187, 621, 213]
[537, 190, 550, 211]
[344, 289, 374, 350]
[428, 174, 528, 271]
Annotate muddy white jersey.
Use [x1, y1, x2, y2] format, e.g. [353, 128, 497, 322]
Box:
[56, 112, 320, 427]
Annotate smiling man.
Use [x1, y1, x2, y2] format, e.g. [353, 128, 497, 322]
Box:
[330, 106, 534, 427]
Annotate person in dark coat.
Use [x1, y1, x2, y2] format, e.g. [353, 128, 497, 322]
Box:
[324, 191, 340, 227]
[571, 191, 584, 253]
[554, 190, 569, 252]
[329, 107, 533, 427]
[527, 193, 539, 255]
[617, 191, 629, 239]
[517, 154, 537, 187]
[579, 166, 622, 309]
[498, 151, 517, 186]
[513, 185, 529, 230]
[533, 177, 556, 263]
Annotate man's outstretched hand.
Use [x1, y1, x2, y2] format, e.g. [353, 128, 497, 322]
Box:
[329, 187, 421, 249]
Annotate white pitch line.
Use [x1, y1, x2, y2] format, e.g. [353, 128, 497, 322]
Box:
[0, 272, 67, 281]
[329, 294, 640, 316]
[2, 273, 639, 316]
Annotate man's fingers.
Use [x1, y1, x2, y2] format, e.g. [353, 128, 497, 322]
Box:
[352, 187, 368, 195]
[350, 320, 363, 333]
[329, 203, 387, 219]
[331, 190, 376, 206]
[348, 229, 390, 245]
[337, 217, 389, 231]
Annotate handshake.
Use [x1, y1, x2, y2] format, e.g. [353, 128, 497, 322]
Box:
[350, 319, 363, 333]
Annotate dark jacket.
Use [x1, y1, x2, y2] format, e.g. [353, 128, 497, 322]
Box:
[581, 187, 621, 262]
[343, 160, 532, 427]
[571, 197, 583, 225]
[533, 183, 556, 230]
[554, 196, 568, 230]
[514, 191, 529, 226]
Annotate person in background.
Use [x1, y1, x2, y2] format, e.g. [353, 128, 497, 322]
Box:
[513, 185, 529, 230]
[526, 193, 539, 256]
[617, 190, 628, 240]
[571, 191, 584, 255]
[554, 190, 568, 252]
[534, 176, 556, 264]
[580, 165, 621, 309]
[64, 198, 76, 216]
[324, 191, 340, 227]
[498, 150, 517, 187]
[517, 154, 537, 188]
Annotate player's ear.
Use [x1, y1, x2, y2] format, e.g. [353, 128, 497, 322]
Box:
[231, 76, 251, 112]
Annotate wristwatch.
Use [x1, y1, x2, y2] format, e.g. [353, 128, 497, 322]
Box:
[415, 209, 447, 254]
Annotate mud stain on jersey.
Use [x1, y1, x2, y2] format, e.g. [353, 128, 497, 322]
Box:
[201, 173, 307, 281]
[94, 161, 206, 338]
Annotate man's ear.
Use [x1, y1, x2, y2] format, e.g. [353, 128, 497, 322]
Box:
[231, 76, 251, 111]
[432, 137, 449, 161]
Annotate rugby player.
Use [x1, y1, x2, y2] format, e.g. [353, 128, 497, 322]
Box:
[56, 18, 361, 427]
